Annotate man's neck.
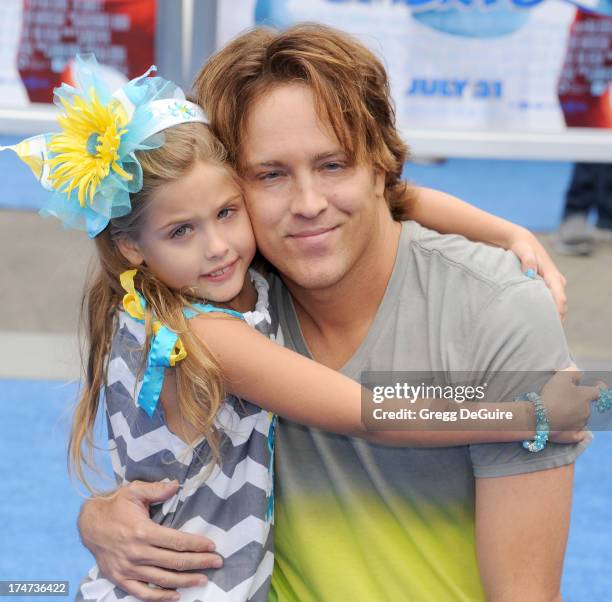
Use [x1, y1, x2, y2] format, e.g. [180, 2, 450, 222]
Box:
[284, 216, 402, 370]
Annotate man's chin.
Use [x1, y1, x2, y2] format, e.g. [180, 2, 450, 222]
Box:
[282, 262, 347, 293]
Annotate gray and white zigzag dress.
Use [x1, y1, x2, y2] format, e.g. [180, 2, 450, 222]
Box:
[78, 270, 282, 602]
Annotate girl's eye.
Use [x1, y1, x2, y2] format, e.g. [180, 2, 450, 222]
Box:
[323, 161, 343, 172]
[217, 207, 235, 219]
[171, 225, 192, 239]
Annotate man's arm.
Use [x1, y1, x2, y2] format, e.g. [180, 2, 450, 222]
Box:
[475, 464, 574, 602]
[79, 480, 223, 602]
[466, 268, 590, 602]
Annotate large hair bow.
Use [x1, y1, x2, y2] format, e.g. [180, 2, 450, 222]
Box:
[1, 54, 207, 238]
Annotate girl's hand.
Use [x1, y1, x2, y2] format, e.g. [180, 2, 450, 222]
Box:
[508, 227, 568, 320]
[408, 188, 567, 319]
[542, 370, 599, 442]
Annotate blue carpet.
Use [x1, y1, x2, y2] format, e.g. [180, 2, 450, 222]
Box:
[562, 431, 612, 601]
[0, 379, 111, 596]
[1, 131, 573, 231]
[0, 378, 610, 599]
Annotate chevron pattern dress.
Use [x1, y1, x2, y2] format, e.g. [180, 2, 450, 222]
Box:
[78, 270, 282, 602]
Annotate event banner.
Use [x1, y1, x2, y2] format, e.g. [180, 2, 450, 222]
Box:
[217, 0, 612, 131]
[0, 0, 155, 106]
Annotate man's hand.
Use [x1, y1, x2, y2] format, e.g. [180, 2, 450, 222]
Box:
[78, 480, 223, 602]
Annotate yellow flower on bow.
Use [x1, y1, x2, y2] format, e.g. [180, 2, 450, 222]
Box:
[48, 88, 132, 207]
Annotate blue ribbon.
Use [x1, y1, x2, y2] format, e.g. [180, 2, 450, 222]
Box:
[185, 303, 244, 321]
[133, 302, 245, 417]
[138, 325, 182, 418]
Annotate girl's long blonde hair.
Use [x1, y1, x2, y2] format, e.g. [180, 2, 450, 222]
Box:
[69, 122, 231, 490]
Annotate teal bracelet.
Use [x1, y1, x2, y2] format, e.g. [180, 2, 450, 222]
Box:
[595, 387, 612, 413]
[516, 392, 549, 453]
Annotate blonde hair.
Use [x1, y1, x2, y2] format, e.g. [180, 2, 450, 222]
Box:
[194, 23, 417, 220]
[69, 122, 232, 490]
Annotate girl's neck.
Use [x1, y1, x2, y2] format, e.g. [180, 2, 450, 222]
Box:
[215, 272, 258, 313]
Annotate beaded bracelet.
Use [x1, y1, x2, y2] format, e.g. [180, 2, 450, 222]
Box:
[515, 392, 549, 453]
[595, 387, 612, 413]
[516, 387, 612, 453]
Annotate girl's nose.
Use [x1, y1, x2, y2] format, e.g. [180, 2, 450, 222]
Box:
[205, 229, 229, 259]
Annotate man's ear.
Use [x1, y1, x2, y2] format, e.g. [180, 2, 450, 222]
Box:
[116, 237, 145, 266]
[374, 167, 386, 200]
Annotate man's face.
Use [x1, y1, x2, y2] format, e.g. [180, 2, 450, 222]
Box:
[240, 83, 388, 291]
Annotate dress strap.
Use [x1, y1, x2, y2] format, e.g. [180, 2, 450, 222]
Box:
[184, 303, 245, 321]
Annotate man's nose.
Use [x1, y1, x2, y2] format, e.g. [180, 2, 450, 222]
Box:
[290, 176, 328, 218]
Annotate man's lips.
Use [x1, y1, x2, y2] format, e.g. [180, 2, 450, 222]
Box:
[287, 226, 338, 238]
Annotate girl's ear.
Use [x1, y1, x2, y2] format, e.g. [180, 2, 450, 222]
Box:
[116, 237, 145, 266]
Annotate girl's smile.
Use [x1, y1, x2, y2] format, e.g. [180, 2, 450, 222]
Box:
[201, 257, 239, 282]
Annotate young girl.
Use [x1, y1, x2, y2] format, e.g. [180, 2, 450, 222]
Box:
[2, 57, 596, 602]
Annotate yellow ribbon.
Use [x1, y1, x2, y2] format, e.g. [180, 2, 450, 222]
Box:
[119, 269, 187, 365]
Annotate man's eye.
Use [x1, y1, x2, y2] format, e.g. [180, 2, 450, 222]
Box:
[259, 171, 281, 181]
[171, 225, 191, 238]
[323, 162, 343, 171]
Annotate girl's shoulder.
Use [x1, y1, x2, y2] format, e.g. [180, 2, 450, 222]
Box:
[106, 310, 148, 404]
[109, 309, 147, 366]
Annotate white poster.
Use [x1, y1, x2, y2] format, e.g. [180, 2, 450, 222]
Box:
[216, 0, 612, 132]
[0, 0, 28, 106]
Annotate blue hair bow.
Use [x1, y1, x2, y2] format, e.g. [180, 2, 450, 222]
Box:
[0, 54, 207, 238]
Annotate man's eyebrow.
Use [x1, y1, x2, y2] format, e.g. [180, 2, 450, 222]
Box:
[313, 150, 345, 162]
[246, 151, 346, 170]
[247, 160, 284, 169]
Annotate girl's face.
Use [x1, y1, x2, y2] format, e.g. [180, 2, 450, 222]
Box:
[118, 160, 256, 309]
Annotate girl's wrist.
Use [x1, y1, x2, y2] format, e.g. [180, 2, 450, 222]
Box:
[501, 224, 531, 251]
[515, 393, 550, 452]
[512, 400, 537, 441]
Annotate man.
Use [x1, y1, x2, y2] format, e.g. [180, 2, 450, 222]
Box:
[79, 25, 589, 601]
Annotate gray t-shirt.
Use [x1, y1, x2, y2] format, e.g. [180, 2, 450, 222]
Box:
[269, 221, 590, 602]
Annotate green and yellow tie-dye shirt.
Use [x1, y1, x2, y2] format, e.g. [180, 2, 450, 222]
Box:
[268, 222, 590, 602]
